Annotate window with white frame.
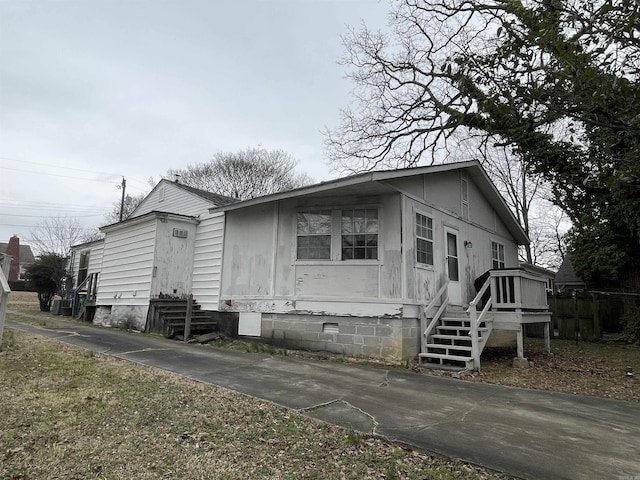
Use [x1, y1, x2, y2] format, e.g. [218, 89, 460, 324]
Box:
[296, 210, 332, 260]
[296, 208, 379, 261]
[491, 241, 505, 269]
[416, 212, 434, 266]
[341, 209, 378, 260]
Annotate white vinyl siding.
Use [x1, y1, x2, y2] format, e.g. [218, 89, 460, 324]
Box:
[97, 218, 157, 306]
[131, 181, 214, 218]
[192, 212, 226, 309]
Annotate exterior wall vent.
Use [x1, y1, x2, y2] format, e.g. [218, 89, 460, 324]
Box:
[172, 228, 188, 238]
[323, 322, 339, 334]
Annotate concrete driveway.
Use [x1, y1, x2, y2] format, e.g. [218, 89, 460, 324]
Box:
[6, 314, 640, 480]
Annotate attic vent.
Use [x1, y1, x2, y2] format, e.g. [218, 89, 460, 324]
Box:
[172, 228, 188, 238]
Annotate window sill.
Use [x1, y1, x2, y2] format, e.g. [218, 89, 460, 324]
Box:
[415, 263, 435, 271]
[295, 259, 381, 266]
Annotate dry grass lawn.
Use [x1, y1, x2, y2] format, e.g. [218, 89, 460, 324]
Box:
[2, 292, 512, 480]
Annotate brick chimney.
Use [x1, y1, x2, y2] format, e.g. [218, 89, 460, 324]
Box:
[6, 235, 20, 282]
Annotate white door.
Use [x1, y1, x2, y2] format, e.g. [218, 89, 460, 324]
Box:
[444, 226, 462, 305]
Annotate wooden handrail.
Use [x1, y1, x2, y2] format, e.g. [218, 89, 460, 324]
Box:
[421, 279, 449, 352]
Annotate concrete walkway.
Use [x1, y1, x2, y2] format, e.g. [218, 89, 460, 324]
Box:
[6, 313, 640, 480]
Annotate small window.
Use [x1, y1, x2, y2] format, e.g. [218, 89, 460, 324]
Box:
[461, 172, 469, 220]
[491, 241, 505, 269]
[78, 251, 90, 284]
[297, 211, 332, 259]
[416, 213, 434, 266]
[341, 209, 378, 260]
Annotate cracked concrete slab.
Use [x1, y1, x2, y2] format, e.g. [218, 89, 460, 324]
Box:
[304, 400, 377, 433]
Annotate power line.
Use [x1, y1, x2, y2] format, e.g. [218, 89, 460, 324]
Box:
[0, 212, 105, 218]
[0, 165, 120, 182]
[0, 156, 153, 188]
[0, 223, 99, 230]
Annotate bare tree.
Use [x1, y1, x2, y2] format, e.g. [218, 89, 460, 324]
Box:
[28, 216, 88, 256]
[167, 148, 313, 200]
[526, 203, 569, 270]
[103, 192, 147, 225]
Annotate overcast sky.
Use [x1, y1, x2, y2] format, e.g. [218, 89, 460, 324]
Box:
[0, 0, 389, 248]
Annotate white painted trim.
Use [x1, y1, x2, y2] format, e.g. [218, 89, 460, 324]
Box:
[270, 202, 279, 297]
[414, 206, 436, 269]
[400, 194, 407, 301]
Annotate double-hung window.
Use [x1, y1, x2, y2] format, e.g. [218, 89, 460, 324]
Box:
[341, 209, 378, 260]
[297, 210, 332, 260]
[296, 208, 379, 261]
[491, 241, 505, 269]
[416, 213, 434, 266]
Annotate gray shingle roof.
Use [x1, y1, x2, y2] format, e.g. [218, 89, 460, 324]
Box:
[0, 243, 36, 264]
[172, 182, 238, 206]
[554, 253, 585, 286]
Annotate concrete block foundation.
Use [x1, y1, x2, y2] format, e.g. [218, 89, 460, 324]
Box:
[259, 313, 420, 362]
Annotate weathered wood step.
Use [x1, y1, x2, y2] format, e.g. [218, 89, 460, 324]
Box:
[418, 352, 472, 362]
[436, 325, 488, 333]
[431, 334, 473, 344]
[162, 312, 212, 321]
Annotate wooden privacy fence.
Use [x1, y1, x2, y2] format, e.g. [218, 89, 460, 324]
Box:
[527, 291, 624, 340]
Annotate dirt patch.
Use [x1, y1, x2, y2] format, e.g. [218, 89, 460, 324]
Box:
[456, 340, 640, 402]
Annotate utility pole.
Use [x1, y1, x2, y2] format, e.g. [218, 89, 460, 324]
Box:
[118, 177, 127, 222]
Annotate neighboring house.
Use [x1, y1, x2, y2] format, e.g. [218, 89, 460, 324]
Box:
[69, 161, 551, 370]
[554, 253, 586, 292]
[0, 236, 36, 281]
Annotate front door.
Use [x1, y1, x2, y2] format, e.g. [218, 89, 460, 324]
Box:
[444, 226, 462, 305]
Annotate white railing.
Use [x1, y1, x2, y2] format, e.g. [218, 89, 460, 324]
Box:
[490, 269, 548, 310]
[0, 253, 12, 350]
[76, 272, 99, 301]
[467, 269, 549, 369]
[467, 276, 493, 370]
[421, 279, 449, 352]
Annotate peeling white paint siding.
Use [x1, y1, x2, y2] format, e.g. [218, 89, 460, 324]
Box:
[97, 217, 156, 307]
[150, 218, 197, 298]
[131, 181, 214, 218]
[222, 193, 405, 315]
[221, 204, 275, 297]
[380, 194, 403, 299]
[295, 265, 379, 297]
[192, 212, 225, 309]
[394, 172, 520, 305]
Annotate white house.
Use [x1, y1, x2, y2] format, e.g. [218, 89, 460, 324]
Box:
[69, 161, 551, 369]
[69, 179, 236, 328]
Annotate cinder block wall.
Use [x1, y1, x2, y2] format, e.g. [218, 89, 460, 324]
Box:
[260, 313, 420, 362]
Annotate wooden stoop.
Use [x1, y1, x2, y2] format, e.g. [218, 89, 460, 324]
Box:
[145, 298, 217, 338]
[419, 308, 489, 370]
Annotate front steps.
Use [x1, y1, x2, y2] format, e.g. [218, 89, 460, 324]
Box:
[145, 298, 217, 338]
[419, 309, 488, 370]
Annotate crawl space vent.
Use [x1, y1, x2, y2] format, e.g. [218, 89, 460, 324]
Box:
[172, 228, 188, 238]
